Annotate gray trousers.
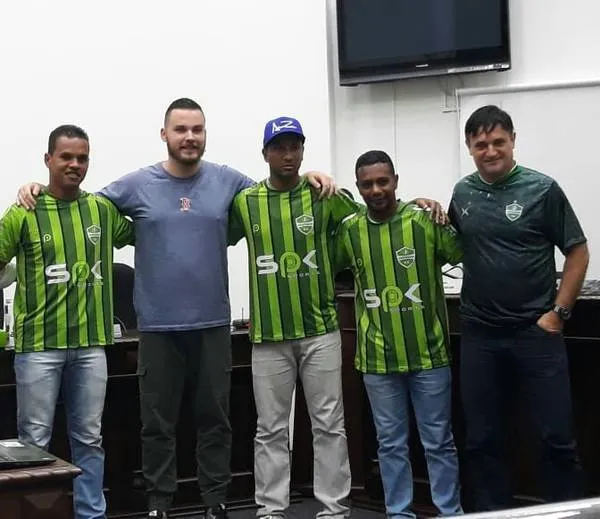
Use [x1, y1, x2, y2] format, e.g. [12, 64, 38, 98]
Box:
[252, 330, 351, 518]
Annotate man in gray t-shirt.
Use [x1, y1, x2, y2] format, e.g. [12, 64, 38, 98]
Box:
[17, 98, 336, 519]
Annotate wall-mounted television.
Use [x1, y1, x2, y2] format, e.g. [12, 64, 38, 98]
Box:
[336, 0, 510, 86]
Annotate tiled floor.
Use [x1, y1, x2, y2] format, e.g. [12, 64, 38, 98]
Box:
[166, 498, 385, 519]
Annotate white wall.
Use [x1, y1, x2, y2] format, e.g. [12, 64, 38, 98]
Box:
[327, 0, 600, 211]
[1, 1, 332, 318]
[3, 1, 599, 319]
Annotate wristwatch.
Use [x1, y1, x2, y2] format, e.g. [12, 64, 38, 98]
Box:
[552, 304, 572, 321]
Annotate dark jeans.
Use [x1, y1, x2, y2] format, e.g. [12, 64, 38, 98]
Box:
[138, 327, 232, 512]
[460, 321, 583, 512]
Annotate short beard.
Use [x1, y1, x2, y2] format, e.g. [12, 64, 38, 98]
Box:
[166, 141, 204, 166]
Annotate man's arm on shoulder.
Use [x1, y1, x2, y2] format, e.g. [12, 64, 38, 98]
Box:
[17, 183, 45, 210]
[408, 205, 462, 265]
[410, 197, 448, 225]
[302, 171, 336, 199]
[224, 165, 255, 196]
[97, 174, 139, 215]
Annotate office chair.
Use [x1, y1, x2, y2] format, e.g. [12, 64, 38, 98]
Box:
[112, 262, 137, 331]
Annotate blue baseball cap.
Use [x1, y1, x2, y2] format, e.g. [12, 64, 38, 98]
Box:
[263, 116, 305, 147]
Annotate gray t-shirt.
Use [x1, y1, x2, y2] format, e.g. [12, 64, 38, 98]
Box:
[99, 160, 254, 331]
[449, 165, 586, 328]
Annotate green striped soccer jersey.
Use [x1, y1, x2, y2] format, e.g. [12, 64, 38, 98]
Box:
[229, 177, 360, 343]
[0, 192, 134, 352]
[335, 203, 462, 374]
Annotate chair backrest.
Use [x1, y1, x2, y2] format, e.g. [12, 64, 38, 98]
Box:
[112, 262, 136, 331]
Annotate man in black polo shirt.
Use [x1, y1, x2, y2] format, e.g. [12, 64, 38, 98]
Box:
[449, 105, 589, 511]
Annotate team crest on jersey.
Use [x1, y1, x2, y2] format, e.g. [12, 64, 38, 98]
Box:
[505, 200, 523, 222]
[86, 225, 101, 245]
[295, 214, 314, 235]
[395, 247, 415, 268]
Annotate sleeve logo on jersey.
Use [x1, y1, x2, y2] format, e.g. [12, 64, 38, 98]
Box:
[295, 214, 314, 235]
[363, 284, 423, 312]
[256, 250, 318, 278]
[505, 200, 523, 222]
[45, 261, 103, 286]
[395, 247, 415, 268]
[86, 225, 101, 245]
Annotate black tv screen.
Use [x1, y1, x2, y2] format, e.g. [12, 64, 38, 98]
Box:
[336, 0, 510, 85]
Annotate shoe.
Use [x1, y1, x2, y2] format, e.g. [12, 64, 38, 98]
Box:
[206, 503, 228, 519]
[148, 511, 168, 519]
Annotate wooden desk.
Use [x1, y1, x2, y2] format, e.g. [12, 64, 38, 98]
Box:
[0, 457, 81, 519]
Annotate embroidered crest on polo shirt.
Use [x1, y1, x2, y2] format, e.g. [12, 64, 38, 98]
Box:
[180, 197, 191, 212]
[395, 247, 415, 268]
[505, 200, 523, 222]
[86, 225, 101, 245]
[295, 214, 314, 235]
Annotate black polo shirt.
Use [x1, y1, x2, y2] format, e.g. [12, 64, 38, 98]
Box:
[449, 165, 586, 327]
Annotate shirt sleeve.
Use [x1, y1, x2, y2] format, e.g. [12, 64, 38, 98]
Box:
[328, 191, 362, 230]
[447, 192, 461, 233]
[228, 166, 255, 194]
[106, 201, 135, 249]
[543, 181, 586, 254]
[434, 222, 463, 265]
[0, 206, 23, 264]
[227, 194, 246, 246]
[98, 174, 138, 215]
[333, 220, 352, 273]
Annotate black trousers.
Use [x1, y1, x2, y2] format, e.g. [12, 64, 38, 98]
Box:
[460, 321, 583, 512]
[137, 327, 232, 512]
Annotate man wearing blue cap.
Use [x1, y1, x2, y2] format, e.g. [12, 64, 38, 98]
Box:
[14, 103, 337, 519]
[229, 116, 358, 519]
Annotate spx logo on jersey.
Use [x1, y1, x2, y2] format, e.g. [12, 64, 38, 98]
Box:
[295, 214, 314, 235]
[45, 261, 103, 286]
[505, 200, 523, 222]
[86, 225, 101, 245]
[257, 251, 318, 278]
[363, 284, 423, 312]
[395, 247, 415, 268]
